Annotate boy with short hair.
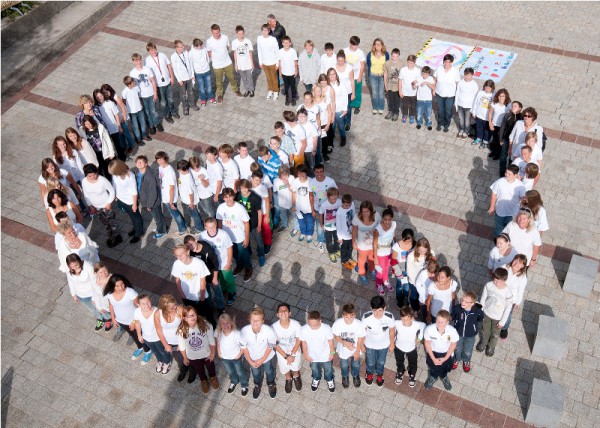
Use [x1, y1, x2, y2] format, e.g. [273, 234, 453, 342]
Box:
[319, 187, 341, 263]
[132, 155, 167, 239]
[310, 164, 337, 253]
[455, 67, 479, 139]
[394, 306, 426, 387]
[336, 194, 357, 270]
[451, 291, 484, 373]
[251, 170, 272, 258]
[488, 164, 526, 237]
[200, 217, 236, 305]
[273, 121, 295, 165]
[424, 309, 459, 390]
[205, 146, 224, 205]
[361, 296, 395, 387]
[130, 53, 159, 136]
[171, 40, 196, 115]
[189, 156, 215, 219]
[476, 268, 513, 357]
[320, 42, 336, 74]
[144, 42, 175, 125]
[283, 111, 307, 172]
[268, 136, 289, 167]
[257, 23, 280, 100]
[176, 160, 203, 234]
[257, 145, 282, 184]
[189, 38, 215, 106]
[155, 151, 188, 235]
[231, 25, 255, 97]
[273, 165, 295, 232]
[344, 36, 366, 118]
[398, 54, 421, 123]
[413, 66, 435, 130]
[291, 164, 315, 243]
[300, 311, 336, 393]
[332, 303, 365, 388]
[272, 303, 303, 394]
[206, 24, 242, 103]
[121, 76, 147, 145]
[234, 141, 256, 180]
[383, 48, 402, 121]
[296, 107, 318, 176]
[278, 36, 299, 106]
[236, 179, 266, 267]
[184, 234, 223, 315]
[218, 144, 240, 192]
[298, 40, 320, 92]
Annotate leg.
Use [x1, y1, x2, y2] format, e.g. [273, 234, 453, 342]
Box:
[322, 360, 334, 382]
[224, 64, 239, 93]
[250, 364, 264, 386]
[499, 137, 510, 177]
[394, 347, 406, 374]
[263, 358, 276, 385]
[234, 357, 249, 388]
[310, 362, 321, 380]
[340, 239, 352, 263]
[345, 93, 353, 127]
[117, 200, 144, 238]
[350, 355, 361, 378]
[365, 347, 376, 374]
[351, 79, 363, 109]
[424, 101, 433, 127]
[457, 107, 466, 134]
[375, 348, 388, 376]
[436, 94, 444, 129]
[416, 101, 424, 126]
[487, 319, 502, 351]
[250, 228, 265, 258]
[218, 269, 237, 296]
[315, 215, 325, 244]
[407, 96, 417, 120]
[77, 296, 104, 320]
[150, 204, 167, 234]
[197, 197, 216, 219]
[184, 204, 203, 232]
[406, 349, 418, 376]
[236, 241, 252, 269]
[214, 67, 225, 97]
[480, 315, 493, 348]
[129, 112, 142, 142]
[461, 336, 476, 363]
[163, 202, 187, 233]
[339, 357, 349, 379]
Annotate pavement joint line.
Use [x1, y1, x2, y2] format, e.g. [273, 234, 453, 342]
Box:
[12, 92, 600, 271]
[1, 216, 533, 427]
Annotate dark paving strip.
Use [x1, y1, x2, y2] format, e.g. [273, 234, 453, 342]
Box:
[13, 91, 599, 270]
[0, 216, 532, 427]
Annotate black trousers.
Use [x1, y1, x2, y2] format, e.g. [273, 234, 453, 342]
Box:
[394, 347, 418, 375]
[340, 239, 353, 263]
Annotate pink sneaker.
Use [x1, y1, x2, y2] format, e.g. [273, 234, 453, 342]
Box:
[376, 284, 385, 296]
[384, 281, 394, 292]
[200, 100, 207, 107]
[209, 98, 216, 104]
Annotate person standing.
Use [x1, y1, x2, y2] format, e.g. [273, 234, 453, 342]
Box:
[206, 24, 243, 103]
[171, 40, 197, 115]
[344, 36, 366, 119]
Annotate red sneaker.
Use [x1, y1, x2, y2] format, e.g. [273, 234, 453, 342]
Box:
[452, 360, 459, 370]
[365, 373, 374, 385]
[463, 361, 471, 373]
[104, 320, 113, 332]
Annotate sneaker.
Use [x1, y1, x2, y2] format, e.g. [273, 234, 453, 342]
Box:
[94, 320, 103, 332]
[409, 116, 415, 124]
[385, 111, 393, 120]
[259, 256, 266, 267]
[141, 351, 153, 365]
[384, 281, 394, 292]
[217, 96, 223, 104]
[443, 127, 449, 133]
[285, 378, 293, 394]
[201, 380, 210, 394]
[378, 110, 384, 114]
[500, 329, 508, 339]
[285, 99, 291, 106]
[480, 141, 489, 149]
[112, 327, 125, 342]
[209, 98, 216, 104]
[273, 93, 279, 101]
[402, 115, 407, 123]
[475, 342, 485, 352]
[264, 246, 271, 256]
[424, 376, 435, 390]
[452, 360, 459, 370]
[144, 135, 153, 142]
[391, 114, 399, 121]
[463, 361, 471, 373]
[233, 265, 244, 277]
[156, 362, 163, 373]
[370, 270, 376, 281]
[376, 375, 384, 387]
[306, 236, 313, 244]
[365, 373, 374, 385]
[349, 259, 358, 268]
[187, 371, 196, 384]
[293, 375, 302, 391]
[396, 371, 404, 384]
[298, 234, 305, 242]
[416, 125, 422, 129]
[243, 268, 253, 282]
[327, 380, 335, 393]
[249, 91, 255, 97]
[485, 348, 495, 357]
[228, 383, 237, 393]
[210, 376, 220, 390]
[441, 376, 452, 391]
[311, 378, 320, 391]
[226, 294, 235, 306]
[472, 138, 482, 146]
[289, 229, 299, 238]
[241, 387, 249, 396]
[376, 284, 385, 295]
[149, 126, 157, 135]
[408, 375, 416, 388]
[456, 132, 462, 138]
[329, 254, 337, 263]
[129, 236, 140, 244]
[335, 251, 341, 258]
[427, 126, 433, 131]
[104, 320, 113, 332]
[188, 228, 199, 235]
[252, 384, 261, 399]
[173, 113, 181, 119]
[153, 232, 167, 239]
[372, 109, 378, 115]
[131, 348, 144, 360]
[317, 242, 325, 253]
[359, 275, 368, 285]
[234, 91, 243, 98]
[345, 123, 350, 132]
[165, 116, 174, 124]
[436, 126, 442, 131]
[266, 91, 273, 99]
[353, 376, 361, 388]
[354, 107, 360, 114]
[276, 225, 288, 234]
[342, 376, 349, 389]
[178, 230, 187, 236]
[162, 363, 171, 374]
[268, 383, 276, 399]
[342, 261, 354, 271]
[200, 101, 207, 107]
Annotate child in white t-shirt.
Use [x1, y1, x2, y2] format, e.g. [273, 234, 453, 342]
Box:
[413, 66, 435, 130]
[218, 144, 240, 192]
[471, 79, 495, 148]
[297, 107, 318, 176]
[476, 268, 513, 357]
[279, 36, 299, 105]
[336, 194, 357, 270]
[454, 67, 479, 139]
[177, 160, 203, 234]
[373, 206, 396, 295]
[200, 217, 236, 305]
[273, 165, 295, 230]
[332, 303, 365, 388]
[251, 170, 272, 257]
[352, 200, 381, 285]
[362, 296, 395, 387]
[394, 306, 425, 388]
[291, 164, 315, 242]
[319, 187, 342, 262]
[155, 151, 188, 235]
[424, 310, 459, 390]
[215, 313, 249, 395]
[231, 25, 255, 96]
[234, 141, 256, 180]
[121, 76, 147, 144]
[272, 303, 303, 393]
[300, 311, 335, 393]
[398, 54, 421, 123]
[489, 164, 526, 237]
[189, 156, 215, 219]
[204, 146, 224, 205]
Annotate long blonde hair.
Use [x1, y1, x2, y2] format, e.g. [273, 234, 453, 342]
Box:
[216, 313, 237, 336]
[176, 306, 209, 339]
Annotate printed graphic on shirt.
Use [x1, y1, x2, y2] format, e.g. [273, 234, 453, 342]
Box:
[338, 331, 356, 345]
[188, 331, 204, 351]
[134, 73, 152, 90]
[296, 185, 309, 196]
[182, 270, 198, 282]
[324, 208, 337, 226]
[345, 209, 354, 231]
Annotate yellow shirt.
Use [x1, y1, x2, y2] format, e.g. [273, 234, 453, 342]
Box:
[370, 54, 386, 75]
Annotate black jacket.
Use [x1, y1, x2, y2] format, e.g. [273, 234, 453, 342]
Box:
[190, 240, 220, 279]
[269, 22, 286, 48]
[131, 166, 161, 210]
[451, 303, 484, 338]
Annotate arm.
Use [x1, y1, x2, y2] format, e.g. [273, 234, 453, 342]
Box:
[66, 173, 83, 199]
[154, 310, 172, 352]
[243, 220, 250, 248]
[256, 209, 263, 233]
[328, 339, 336, 361]
[46, 209, 58, 232]
[134, 317, 144, 343]
[349, 69, 356, 100]
[168, 185, 175, 208]
[301, 340, 312, 363]
[174, 277, 185, 300]
[488, 192, 497, 215]
[352, 225, 358, 250]
[372, 229, 380, 265]
[530, 245, 541, 268]
[388, 327, 396, 352]
[71, 202, 83, 224]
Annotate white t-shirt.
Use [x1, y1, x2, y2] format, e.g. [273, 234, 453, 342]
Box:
[189, 46, 211, 74]
[336, 63, 353, 94]
[216, 329, 242, 360]
[352, 212, 382, 251]
[231, 38, 253, 71]
[191, 167, 213, 200]
[273, 176, 295, 209]
[252, 184, 269, 214]
[434, 66, 460, 97]
[362, 310, 395, 349]
[335, 203, 355, 240]
[320, 53, 337, 74]
[130, 66, 155, 98]
[319, 199, 341, 231]
[481, 282, 513, 323]
[506, 267, 528, 306]
[278, 47, 298, 76]
[291, 178, 312, 213]
[424, 324, 459, 353]
[300, 122, 318, 152]
[106, 288, 138, 324]
[178, 324, 215, 360]
[298, 103, 321, 130]
[233, 154, 255, 181]
[502, 222, 542, 266]
[99, 100, 120, 134]
[399, 66, 421, 96]
[284, 123, 306, 155]
[177, 172, 197, 205]
[216, 202, 249, 243]
[490, 178, 526, 217]
[332, 318, 365, 360]
[158, 165, 178, 204]
[200, 229, 233, 270]
[512, 157, 537, 179]
[206, 34, 232, 69]
[300, 323, 334, 363]
[414, 270, 434, 304]
[415, 75, 434, 101]
[332, 82, 349, 112]
[394, 320, 426, 352]
[488, 246, 519, 270]
[472, 90, 493, 120]
[256, 35, 279, 66]
[170, 258, 210, 301]
[82, 175, 115, 208]
[240, 324, 277, 361]
[272, 319, 302, 353]
[375, 222, 396, 256]
[309, 176, 337, 211]
[534, 206, 549, 232]
[343, 47, 366, 77]
[133, 307, 159, 342]
[427, 280, 458, 317]
[121, 85, 142, 114]
[206, 161, 224, 195]
[491, 103, 509, 126]
[145, 52, 171, 87]
[455, 79, 479, 108]
[220, 159, 240, 190]
[112, 172, 138, 206]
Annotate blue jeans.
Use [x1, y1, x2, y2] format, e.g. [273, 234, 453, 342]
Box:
[250, 228, 265, 257]
[195, 71, 214, 101]
[278, 207, 291, 228]
[129, 110, 147, 142]
[150, 204, 167, 234]
[345, 94, 353, 126]
[250, 357, 276, 386]
[78, 296, 110, 320]
[145, 340, 170, 364]
[436, 95, 455, 129]
[334, 111, 347, 139]
[339, 356, 361, 378]
[157, 84, 175, 118]
[315, 218, 325, 243]
[454, 335, 476, 363]
[207, 281, 225, 310]
[315, 137, 323, 165]
[117, 199, 144, 237]
[416, 100, 432, 126]
[197, 197, 216, 218]
[233, 241, 252, 269]
[119, 122, 135, 150]
[163, 202, 187, 233]
[183, 203, 203, 232]
[503, 304, 516, 330]
[365, 347, 388, 376]
[298, 212, 315, 236]
[369, 75, 385, 111]
[310, 361, 334, 381]
[222, 357, 249, 388]
[475, 117, 490, 142]
[141, 96, 159, 127]
[494, 213, 513, 237]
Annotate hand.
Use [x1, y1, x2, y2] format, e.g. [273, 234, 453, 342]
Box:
[164, 344, 172, 353]
[213, 195, 219, 203]
[529, 260, 536, 268]
[170, 203, 176, 210]
[132, 202, 138, 212]
[243, 238, 249, 248]
[352, 244, 357, 251]
[497, 323, 504, 329]
[342, 110, 347, 116]
[351, 93, 356, 101]
[212, 279, 219, 287]
[208, 353, 215, 362]
[118, 125, 123, 133]
[129, 322, 135, 330]
[104, 204, 112, 211]
[434, 357, 444, 366]
[183, 357, 189, 366]
[73, 296, 79, 303]
[286, 355, 295, 365]
[357, 76, 362, 83]
[138, 335, 144, 343]
[179, 81, 184, 86]
[489, 123, 495, 131]
[260, 64, 264, 69]
[257, 225, 262, 233]
[224, 264, 231, 272]
[153, 93, 158, 102]
[487, 207, 494, 215]
[328, 353, 334, 361]
[311, 211, 317, 218]
[189, 204, 194, 210]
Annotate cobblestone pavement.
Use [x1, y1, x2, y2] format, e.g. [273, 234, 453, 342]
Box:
[2, 2, 600, 427]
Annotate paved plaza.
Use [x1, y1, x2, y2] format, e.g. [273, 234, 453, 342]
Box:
[2, 1, 600, 427]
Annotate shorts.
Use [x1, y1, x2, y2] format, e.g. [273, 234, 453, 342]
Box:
[275, 349, 302, 374]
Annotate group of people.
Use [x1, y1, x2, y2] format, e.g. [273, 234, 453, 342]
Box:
[37, 15, 552, 399]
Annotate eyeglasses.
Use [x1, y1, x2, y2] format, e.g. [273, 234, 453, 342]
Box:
[523, 114, 533, 118]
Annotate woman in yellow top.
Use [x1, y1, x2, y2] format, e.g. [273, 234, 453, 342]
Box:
[366, 39, 389, 114]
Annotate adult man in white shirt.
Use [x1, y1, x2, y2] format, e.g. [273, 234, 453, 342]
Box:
[205, 24, 242, 103]
[145, 42, 176, 125]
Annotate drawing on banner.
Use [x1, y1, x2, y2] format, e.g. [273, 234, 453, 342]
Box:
[416, 38, 474, 70]
[461, 47, 518, 82]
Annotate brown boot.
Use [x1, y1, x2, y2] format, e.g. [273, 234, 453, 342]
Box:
[201, 380, 209, 394]
[210, 376, 220, 390]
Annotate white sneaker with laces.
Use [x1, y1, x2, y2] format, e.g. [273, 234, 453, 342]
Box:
[273, 92, 279, 101]
[318, 243, 325, 253]
[266, 91, 273, 99]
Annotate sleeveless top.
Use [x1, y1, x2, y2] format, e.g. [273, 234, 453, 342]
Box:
[159, 309, 181, 345]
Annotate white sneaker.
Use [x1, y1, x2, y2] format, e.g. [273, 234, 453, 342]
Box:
[317, 242, 325, 253]
[266, 91, 273, 99]
[273, 92, 279, 101]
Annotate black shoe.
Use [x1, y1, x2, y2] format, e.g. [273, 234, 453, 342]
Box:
[488, 152, 495, 157]
[268, 383, 276, 399]
[342, 376, 349, 389]
[293, 375, 302, 391]
[443, 127, 449, 133]
[500, 329, 508, 339]
[165, 116, 174, 124]
[376, 375, 384, 387]
[291, 100, 296, 106]
[353, 376, 361, 388]
[241, 387, 249, 396]
[311, 378, 320, 391]
[183, 109, 189, 116]
[243, 91, 249, 97]
[233, 265, 244, 277]
[476, 342, 485, 352]
[227, 383, 237, 393]
[173, 113, 181, 119]
[344, 123, 350, 132]
[149, 126, 157, 135]
[249, 91, 255, 97]
[285, 379, 293, 394]
[187, 371, 196, 383]
[106, 235, 123, 248]
[136, 140, 146, 146]
[436, 126, 442, 131]
[177, 371, 187, 382]
[130, 236, 141, 244]
[340, 137, 346, 147]
[395, 371, 404, 384]
[156, 123, 164, 132]
[252, 384, 261, 399]
[127, 229, 135, 237]
[485, 348, 495, 357]
[416, 125, 422, 129]
[492, 156, 500, 161]
[192, 105, 200, 111]
[354, 107, 360, 114]
[365, 373, 373, 385]
[144, 135, 153, 142]
[427, 126, 433, 131]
